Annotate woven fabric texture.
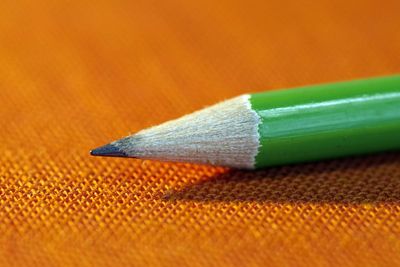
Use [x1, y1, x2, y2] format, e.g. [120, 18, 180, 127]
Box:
[1, 0, 400, 266]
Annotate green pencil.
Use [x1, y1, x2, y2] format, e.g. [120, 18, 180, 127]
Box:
[91, 75, 400, 169]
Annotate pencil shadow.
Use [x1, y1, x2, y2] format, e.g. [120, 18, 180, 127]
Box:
[163, 152, 400, 204]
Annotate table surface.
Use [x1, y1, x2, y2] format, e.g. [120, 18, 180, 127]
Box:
[1, 0, 400, 266]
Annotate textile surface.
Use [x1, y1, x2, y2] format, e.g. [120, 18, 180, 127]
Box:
[0, 0, 400, 266]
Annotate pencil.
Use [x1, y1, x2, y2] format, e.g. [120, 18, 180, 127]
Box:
[91, 75, 400, 169]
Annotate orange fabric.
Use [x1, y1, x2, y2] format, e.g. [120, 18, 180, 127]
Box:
[0, 0, 400, 266]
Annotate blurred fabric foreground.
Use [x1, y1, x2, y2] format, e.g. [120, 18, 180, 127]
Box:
[0, 0, 400, 266]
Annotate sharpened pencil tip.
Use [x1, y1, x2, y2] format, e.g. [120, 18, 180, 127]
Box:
[90, 143, 128, 158]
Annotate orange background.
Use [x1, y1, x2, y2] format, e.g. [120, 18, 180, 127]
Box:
[1, 0, 400, 266]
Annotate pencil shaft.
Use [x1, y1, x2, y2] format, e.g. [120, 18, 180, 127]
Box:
[251, 75, 400, 168]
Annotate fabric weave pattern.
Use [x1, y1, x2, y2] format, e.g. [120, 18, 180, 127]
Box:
[0, 0, 400, 266]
